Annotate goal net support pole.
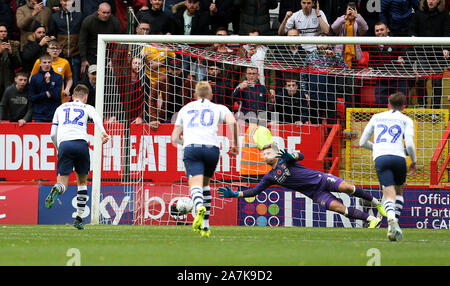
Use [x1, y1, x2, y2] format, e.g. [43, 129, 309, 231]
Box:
[91, 36, 107, 225]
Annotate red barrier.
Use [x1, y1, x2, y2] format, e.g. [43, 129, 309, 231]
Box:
[0, 122, 327, 183]
[0, 184, 39, 224]
[430, 121, 450, 187]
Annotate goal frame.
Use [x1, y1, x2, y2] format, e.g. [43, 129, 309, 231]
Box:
[91, 34, 450, 224]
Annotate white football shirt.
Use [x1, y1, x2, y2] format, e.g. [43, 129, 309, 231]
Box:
[360, 110, 415, 161]
[51, 100, 106, 147]
[175, 98, 231, 148]
[284, 10, 328, 52]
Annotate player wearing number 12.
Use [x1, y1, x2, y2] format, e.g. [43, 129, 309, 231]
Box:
[46, 84, 110, 230]
[171, 81, 239, 238]
[359, 92, 417, 241]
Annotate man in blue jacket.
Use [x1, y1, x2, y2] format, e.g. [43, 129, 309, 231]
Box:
[232, 66, 270, 116]
[29, 54, 63, 122]
[380, 0, 419, 36]
[408, 0, 450, 109]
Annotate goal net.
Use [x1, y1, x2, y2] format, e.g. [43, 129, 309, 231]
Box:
[91, 34, 450, 228]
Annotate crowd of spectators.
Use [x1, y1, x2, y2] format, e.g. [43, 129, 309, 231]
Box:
[0, 0, 449, 127]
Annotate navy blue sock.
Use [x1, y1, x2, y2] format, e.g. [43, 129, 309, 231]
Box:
[346, 207, 370, 221]
[353, 186, 374, 202]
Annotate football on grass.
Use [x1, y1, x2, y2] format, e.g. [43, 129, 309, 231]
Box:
[176, 197, 193, 215]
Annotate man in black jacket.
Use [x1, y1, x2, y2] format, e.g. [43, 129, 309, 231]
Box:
[0, 71, 32, 126]
[364, 21, 408, 106]
[135, 0, 174, 34]
[173, 0, 211, 35]
[206, 62, 232, 108]
[173, 0, 211, 79]
[234, 0, 278, 35]
[199, 0, 233, 34]
[21, 23, 53, 74]
[277, 0, 301, 25]
[408, 0, 450, 109]
[79, 2, 121, 74]
[274, 77, 311, 125]
[0, 22, 21, 102]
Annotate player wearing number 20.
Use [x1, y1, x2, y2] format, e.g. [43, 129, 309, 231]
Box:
[46, 84, 111, 230]
[359, 92, 417, 241]
[171, 81, 239, 238]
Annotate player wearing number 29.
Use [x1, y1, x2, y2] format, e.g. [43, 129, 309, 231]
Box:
[171, 81, 239, 238]
[46, 84, 111, 230]
[359, 92, 417, 241]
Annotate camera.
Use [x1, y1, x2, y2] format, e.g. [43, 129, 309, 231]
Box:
[348, 1, 357, 9]
[1, 38, 8, 43]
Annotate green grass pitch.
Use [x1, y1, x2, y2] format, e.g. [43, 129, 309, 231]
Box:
[1, 225, 449, 266]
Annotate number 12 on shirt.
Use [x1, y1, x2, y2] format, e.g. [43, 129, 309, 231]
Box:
[63, 108, 85, 126]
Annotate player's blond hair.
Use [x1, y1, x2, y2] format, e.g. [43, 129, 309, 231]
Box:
[195, 81, 212, 99]
[72, 84, 89, 99]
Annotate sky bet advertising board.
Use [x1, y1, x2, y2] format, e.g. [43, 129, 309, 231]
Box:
[237, 187, 450, 229]
[0, 184, 448, 228]
[37, 185, 134, 225]
[34, 183, 237, 226]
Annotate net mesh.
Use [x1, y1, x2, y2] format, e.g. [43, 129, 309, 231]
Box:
[96, 37, 450, 226]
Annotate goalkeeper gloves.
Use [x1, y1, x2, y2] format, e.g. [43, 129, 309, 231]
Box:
[276, 149, 304, 165]
[218, 185, 239, 198]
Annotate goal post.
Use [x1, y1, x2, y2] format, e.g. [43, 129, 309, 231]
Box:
[94, 34, 450, 47]
[91, 34, 450, 226]
[91, 36, 107, 225]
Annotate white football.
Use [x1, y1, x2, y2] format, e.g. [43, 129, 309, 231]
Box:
[176, 197, 194, 215]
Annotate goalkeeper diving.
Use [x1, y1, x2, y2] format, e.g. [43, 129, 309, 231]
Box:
[219, 143, 387, 228]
